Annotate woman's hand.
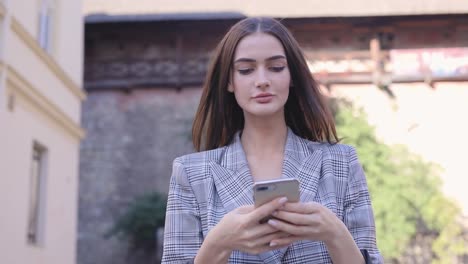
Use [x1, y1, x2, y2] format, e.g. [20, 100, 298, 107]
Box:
[206, 197, 292, 255]
[266, 202, 347, 247]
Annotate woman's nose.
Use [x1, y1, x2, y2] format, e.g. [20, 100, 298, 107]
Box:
[255, 69, 270, 89]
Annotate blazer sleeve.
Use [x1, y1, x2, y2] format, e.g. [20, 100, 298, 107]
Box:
[343, 147, 384, 264]
[162, 158, 202, 264]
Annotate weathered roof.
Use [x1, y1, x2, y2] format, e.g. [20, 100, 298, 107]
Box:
[85, 12, 245, 23]
[84, 0, 468, 20]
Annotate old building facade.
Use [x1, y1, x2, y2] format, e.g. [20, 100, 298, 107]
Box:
[0, 0, 85, 264]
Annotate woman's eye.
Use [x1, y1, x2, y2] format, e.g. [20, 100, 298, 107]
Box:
[238, 68, 254, 75]
[270, 66, 285, 72]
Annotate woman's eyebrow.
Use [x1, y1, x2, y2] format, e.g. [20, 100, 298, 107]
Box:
[234, 55, 286, 64]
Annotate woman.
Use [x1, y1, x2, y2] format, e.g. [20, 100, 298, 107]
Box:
[162, 17, 383, 263]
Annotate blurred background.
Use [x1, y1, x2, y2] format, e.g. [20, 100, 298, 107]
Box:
[1, 0, 468, 263]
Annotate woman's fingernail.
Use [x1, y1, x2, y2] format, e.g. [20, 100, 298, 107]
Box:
[279, 197, 288, 204]
[268, 219, 277, 226]
[270, 241, 277, 247]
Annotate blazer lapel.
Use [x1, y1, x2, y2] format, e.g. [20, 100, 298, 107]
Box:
[210, 131, 254, 213]
[282, 129, 323, 203]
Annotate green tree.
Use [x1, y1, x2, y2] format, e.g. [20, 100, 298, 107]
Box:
[105, 192, 167, 253]
[333, 99, 466, 262]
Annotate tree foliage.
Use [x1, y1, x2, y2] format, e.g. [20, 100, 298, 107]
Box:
[105, 192, 167, 253]
[333, 99, 466, 262]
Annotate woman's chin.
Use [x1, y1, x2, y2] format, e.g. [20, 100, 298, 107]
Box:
[244, 107, 284, 119]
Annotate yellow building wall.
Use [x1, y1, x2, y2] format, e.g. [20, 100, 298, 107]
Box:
[10, 0, 83, 85]
[2, 83, 80, 264]
[54, 0, 84, 86]
[0, 0, 84, 263]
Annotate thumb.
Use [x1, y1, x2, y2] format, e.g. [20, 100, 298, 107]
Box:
[249, 197, 288, 223]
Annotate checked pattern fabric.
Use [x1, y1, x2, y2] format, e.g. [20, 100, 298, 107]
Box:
[162, 128, 383, 263]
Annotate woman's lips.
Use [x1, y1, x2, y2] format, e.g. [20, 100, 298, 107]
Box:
[253, 93, 274, 103]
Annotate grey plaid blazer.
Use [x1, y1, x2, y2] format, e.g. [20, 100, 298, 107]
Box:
[162, 128, 383, 263]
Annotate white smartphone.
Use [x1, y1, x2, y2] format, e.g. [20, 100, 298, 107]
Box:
[253, 178, 300, 208]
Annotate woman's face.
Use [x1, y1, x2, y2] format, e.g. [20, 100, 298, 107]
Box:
[229, 33, 291, 119]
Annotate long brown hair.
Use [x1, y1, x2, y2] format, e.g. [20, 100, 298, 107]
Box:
[192, 17, 339, 151]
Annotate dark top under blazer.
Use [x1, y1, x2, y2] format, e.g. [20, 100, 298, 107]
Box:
[162, 128, 383, 263]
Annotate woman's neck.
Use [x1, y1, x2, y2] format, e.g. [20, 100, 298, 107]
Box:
[241, 114, 288, 158]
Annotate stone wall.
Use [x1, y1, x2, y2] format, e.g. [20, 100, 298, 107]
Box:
[78, 87, 201, 264]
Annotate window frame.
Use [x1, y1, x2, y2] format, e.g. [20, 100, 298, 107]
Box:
[37, 0, 55, 53]
[27, 141, 48, 246]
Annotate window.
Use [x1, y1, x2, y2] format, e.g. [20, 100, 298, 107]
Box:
[37, 0, 55, 52]
[27, 142, 47, 245]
